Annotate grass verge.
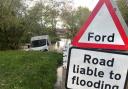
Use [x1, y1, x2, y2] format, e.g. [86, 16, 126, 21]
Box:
[0, 51, 62, 89]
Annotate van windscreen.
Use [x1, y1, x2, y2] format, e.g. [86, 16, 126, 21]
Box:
[31, 39, 46, 47]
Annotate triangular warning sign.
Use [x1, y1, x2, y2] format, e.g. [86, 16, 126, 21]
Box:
[71, 0, 128, 50]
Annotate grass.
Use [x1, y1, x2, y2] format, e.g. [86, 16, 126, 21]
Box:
[0, 51, 62, 89]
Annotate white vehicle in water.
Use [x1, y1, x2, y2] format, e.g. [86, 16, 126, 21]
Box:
[30, 35, 51, 51]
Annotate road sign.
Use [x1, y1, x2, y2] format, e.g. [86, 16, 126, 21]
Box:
[71, 0, 128, 50]
[66, 47, 128, 89]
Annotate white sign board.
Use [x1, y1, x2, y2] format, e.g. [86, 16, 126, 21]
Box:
[66, 47, 128, 89]
[71, 0, 128, 50]
[79, 4, 124, 45]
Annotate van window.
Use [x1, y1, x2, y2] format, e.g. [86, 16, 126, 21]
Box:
[31, 39, 46, 47]
[47, 40, 49, 46]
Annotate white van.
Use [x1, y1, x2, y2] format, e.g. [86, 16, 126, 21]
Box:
[30, 35, 51, 51]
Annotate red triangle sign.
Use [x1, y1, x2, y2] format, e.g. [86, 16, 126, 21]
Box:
[71, 0, 128, 50]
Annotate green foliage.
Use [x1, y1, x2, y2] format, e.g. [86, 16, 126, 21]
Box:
[0, 0, 61, 50]
[0, 0, 25, 50]
[61, 7, 90, 39]
[117, 0, 128, 23]
[0, 51, 62, 89]
[0, 16, 24, 50]
[0, 0, 91, 49]
[22, 0, 61, 43]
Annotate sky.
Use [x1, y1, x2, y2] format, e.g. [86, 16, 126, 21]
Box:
[27, 0, 100, 28]
[27, 0, 99, 11]
[73, 0, 99, 11]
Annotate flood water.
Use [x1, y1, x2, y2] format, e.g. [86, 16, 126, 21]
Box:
[55, 66, 63, 89]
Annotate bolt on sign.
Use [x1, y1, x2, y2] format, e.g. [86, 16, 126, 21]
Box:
[66, 47, 128, 89]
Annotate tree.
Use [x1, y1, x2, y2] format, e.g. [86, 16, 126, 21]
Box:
[61, 6, 90, 39]
[0, 0, 90, 50]
[0, 0, 25, 50]
[22, 0, 62, 43]
[21, 2, 44, 43]
[117, 0, 128, 24]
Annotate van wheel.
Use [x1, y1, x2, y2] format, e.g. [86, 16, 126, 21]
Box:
[44, 49, 48, 52]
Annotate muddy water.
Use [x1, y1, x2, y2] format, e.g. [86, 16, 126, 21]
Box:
[55, 66, 63, 89]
